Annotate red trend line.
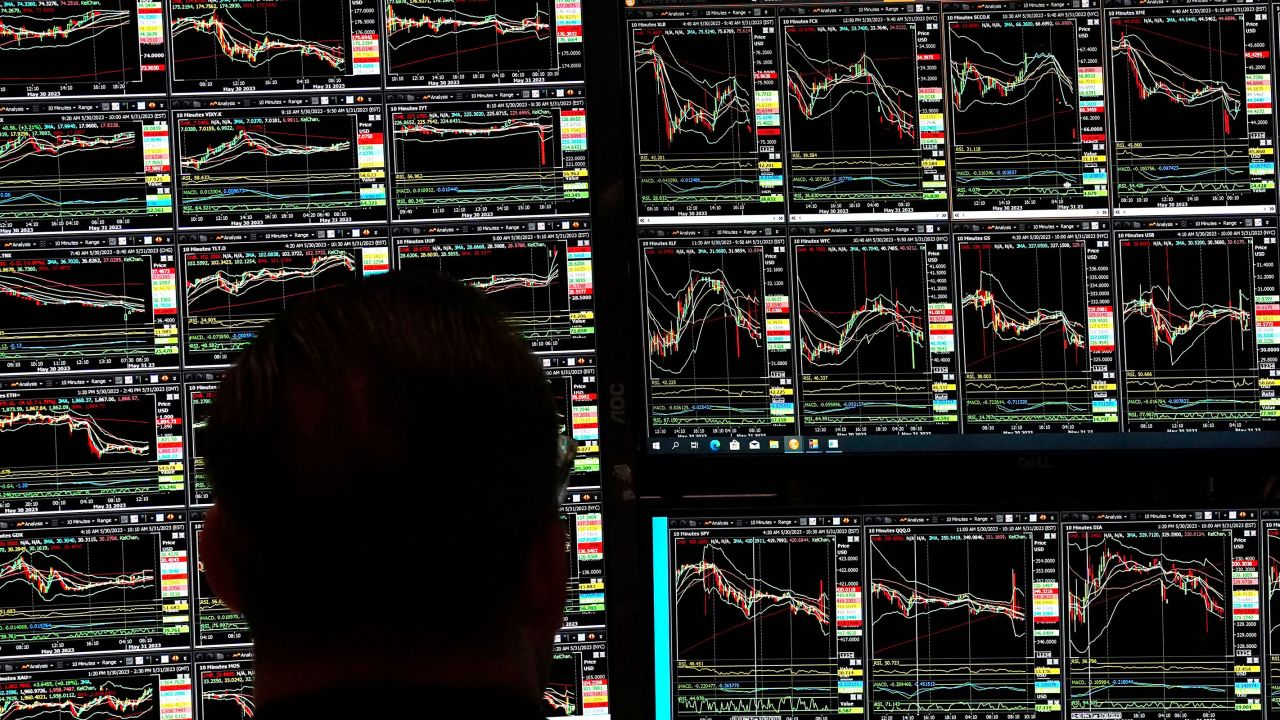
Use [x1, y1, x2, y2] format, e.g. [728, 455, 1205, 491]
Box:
[0, 408, 150, 458]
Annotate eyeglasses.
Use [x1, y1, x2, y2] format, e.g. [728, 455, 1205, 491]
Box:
[555, 434, 579, 506]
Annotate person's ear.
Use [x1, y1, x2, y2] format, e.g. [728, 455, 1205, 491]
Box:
[524, 517, 570, 642]
[200, 505, 247, 615]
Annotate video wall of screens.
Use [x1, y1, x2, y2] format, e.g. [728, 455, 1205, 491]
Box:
[0, 3, 610, 719]
[652, 509, 1266, 720]
[623, 0, 1280, 454]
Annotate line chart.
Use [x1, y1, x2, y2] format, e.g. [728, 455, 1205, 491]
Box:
[395, 233, 594, 353]
[671, 531, 842, 717]
[783, 14, 947, 220]
[1120, 236, 1260, 427]
[177, 106, 385, 228]
[390, 99, 588, 221]
[187, 381, 219, 508]
[793, 237, 954, 433]
[866, 517, 1060, 719]
[946, 12, 1109, 217]
[173, 12, 344, 71]
[182, 240, 377, 367]
[1107, 10, 1275, 214]
[1064, 518, 1259, 715]
[0, 381, 184, 516]
[193, 521, 251, 647]
[385, 0, 580, 86]
[0, 1, 168, 98]
[0, 516, 190, 657]
[958, 239, 1103, 429]
[203, 689, 255, 719]
[199, 661, 256, 720]
[632, 18, 782, 222]
[0, 109, 171, 233]
[642, 241, 796, 436]
[0, 679, 154, 720]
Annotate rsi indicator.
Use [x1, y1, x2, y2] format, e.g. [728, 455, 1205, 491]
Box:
[0, 234, 179, 376]
[384, 0, 585, 88]
[179, 232, 390, 368]
[1117, 219, 1279, 431]
[955, 223, 1121, 433]
[169, 0, 383, 94]
[0, 105, 173, 235]
[175, 97, 388, 229]
[791, 226, 958, 436]
[0, 375, 185, 516]
[1107, 4, 1276, 216]
[1064, 511, 1263, 720]
[782, 7, 949, 221]
[641, 231, 796, 439]
[191, 516, 250, 647]
[945, 4, 1110, 219]
[630, 12, 784, 224]
[185, 374, 221, 508]
[389, 93, 589, 222]
[0, 513, 190, 659]
[866, 514, 1063, 720]
[0, 0, 168, 99]
[393, 225, 594, 353]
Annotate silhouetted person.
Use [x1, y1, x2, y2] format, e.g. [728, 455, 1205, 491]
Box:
[199, 273, 567, 719]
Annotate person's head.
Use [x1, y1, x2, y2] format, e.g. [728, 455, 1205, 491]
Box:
[199, 272, 566, 690]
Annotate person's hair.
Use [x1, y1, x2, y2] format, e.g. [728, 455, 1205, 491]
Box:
[204, 272, 560, 644]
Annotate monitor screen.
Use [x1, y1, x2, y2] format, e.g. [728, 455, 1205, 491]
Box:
[652, 509, 1266, 720]
[623, 0, 1280, 454]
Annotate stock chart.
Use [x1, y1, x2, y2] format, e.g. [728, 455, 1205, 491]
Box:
[1064, 511, 1263, 720]
[0, 234, 178, 376]
[0, 514, 190, 658]
[561, 493, 607, 631]
[653, 515, 864, 718]
[866, 514, 1062, 720]
[1117, 219, 1280, 432]
[0, 654, 193, 720]
[185, 372, 220, 508]
[175, 96, 387, 229]
[168, 0, 383, 94]
[956, 223, 1121, 433]
[389, 92, 588, 221]
[180, 231, 390, 367]
[384, 0, 584, 88]
[1107, 2, 1277, 216]
[546, 356, 602, 482]
[1268, 514, 1280, 713]
[197, 652, 255, 720]
[0, 104, 172, 235]
[547, 631, 610, 717]
[393, 223, 594, 353]
[641, 231, 796, 440]
[945, 5, 1109, 219]
[630, 11, 784, 224]
[0, 375, 184, 516]
[191, 516, 250, 648]
[782, 7, 948, 221]
[792, 225, 958, 436]
[0, 0, 168, 99]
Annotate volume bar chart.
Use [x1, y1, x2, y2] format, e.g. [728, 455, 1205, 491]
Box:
[782, 7, 948, 221]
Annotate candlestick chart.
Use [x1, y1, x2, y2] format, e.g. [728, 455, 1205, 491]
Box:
[1066, 530, 1241, 713]
[170, 0, 348, 86]
[546, 649, 582, 718]
[0, 384, 185, 516]
[391, 101, 587, 221]
[868, 531, 1043, 717]
[0, 675, 159, 720]
[0, 246, 169, 374]
[193, 522, 250, 647]
[1107, 11, 1273, 213]
[1120, 239, 1258, 424]
[946, 16, 1102, 216]
[959, 242, 1093, 426]
[0, 115, 165, 233]
[181, 244, 363, 367]
[394, 234, 593, 353]
[177, 110, 383, 228]
[632, 23, 775, 220]
[0, 520, 186, 657]
[0, 1, 162, 97]
[199, 663, 255, 720]
[384, 0, 568, 84]
[794, 242, 934, 431]
[671, 537, 839, 717]
[784, 18, 946, 219]
[643, 245, 774, 433]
